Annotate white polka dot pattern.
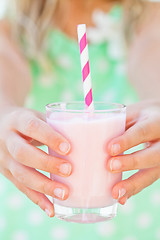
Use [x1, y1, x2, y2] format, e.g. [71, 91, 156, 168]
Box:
[50, 226, 69, 240]
[96, 222, 116, 237]
[0, 216, 6, 231]
[12, 231, 28, 240]
[57, 55, 72, 69]
[137, 212, 153, 229]
[119, 199, 135, 215]
[155, 228, 160, 240]
[27, 210, 44, 225]
[7, 193, 24, 210]
[97, 58, 109, 73]
[150, 190, 160, 206]
[39, 75, 53, 88]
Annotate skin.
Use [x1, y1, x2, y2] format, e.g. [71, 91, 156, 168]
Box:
[107, 100, 160, 205]
[128, 2, 160, 101]
[55, 0, 115, 39]
[0, 21, 72, 217]
[109, 2, 160, 204]
[0, 0, 160, 217]
[0, 0, 115, 218]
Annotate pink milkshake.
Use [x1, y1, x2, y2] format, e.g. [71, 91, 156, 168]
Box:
[46, 102, 126, 223]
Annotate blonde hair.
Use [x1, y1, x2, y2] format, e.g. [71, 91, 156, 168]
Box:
[7, 0, 59, 57]
[6, 0, 145, 56]
[124, 0, 146, 42]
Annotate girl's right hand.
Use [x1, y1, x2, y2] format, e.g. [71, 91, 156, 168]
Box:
[0, 106, 72, 217]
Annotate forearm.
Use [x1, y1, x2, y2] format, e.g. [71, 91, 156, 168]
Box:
[128, 38, 160, 101]
[0, 22, 32, 109]
[127, 2, 160, 101]
[0, 52, 31, 108]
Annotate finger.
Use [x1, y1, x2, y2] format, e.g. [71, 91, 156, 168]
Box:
[111, 167, 160, 202]
[18, 132, 43, 147]
[118, 196, 127, 205]
[107, 141, 160, 172]
[126, 104, 139, 128]
[9, 160, 69, 200]
[6, 132, 72, 177]
[107, 118, 158, 156]
[126, 100, 159, 127]
[4, 169, 54, 217]
[10, 111, 71, 155]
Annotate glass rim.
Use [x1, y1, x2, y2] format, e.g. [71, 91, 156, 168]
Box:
[46, 101, 126, 113]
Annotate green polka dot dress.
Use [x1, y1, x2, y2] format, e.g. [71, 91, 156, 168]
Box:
[26, 6, 137, 112]
[0, 5, 160, 240]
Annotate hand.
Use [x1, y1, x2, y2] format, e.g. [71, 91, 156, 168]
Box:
[0, 106, 72, 217]
[106, 100, 160, 205]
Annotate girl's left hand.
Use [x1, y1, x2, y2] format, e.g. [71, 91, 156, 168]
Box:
[106, 100, 160, 205]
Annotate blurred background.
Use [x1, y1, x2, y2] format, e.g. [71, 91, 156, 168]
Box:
[0, 0, 7, 19]
[0, 1, 160, 240]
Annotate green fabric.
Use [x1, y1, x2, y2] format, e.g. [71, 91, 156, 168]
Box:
[26, 6, 138, 112]
[1, 5, 160, 240]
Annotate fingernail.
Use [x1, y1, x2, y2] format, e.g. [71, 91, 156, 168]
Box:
[110, 159, 122, 171]
[118, 188, 126, 199]
[45, 209, 52, 217]
[59, 142, 70, 154]
[111, 144, 120, 155]
[59, 163, 72, 176]
[120, 197, 127, 205]
[54, 188, 65, 199]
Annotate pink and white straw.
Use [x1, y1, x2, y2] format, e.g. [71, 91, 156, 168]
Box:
[77, 24, 94, 111]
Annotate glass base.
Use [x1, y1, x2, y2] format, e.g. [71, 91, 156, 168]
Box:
[54, 202, 118, 224]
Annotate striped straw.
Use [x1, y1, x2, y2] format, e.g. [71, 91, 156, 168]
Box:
[77, 24, 94, 111]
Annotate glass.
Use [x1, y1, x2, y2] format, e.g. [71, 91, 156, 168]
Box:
[46, 102, 126, 223]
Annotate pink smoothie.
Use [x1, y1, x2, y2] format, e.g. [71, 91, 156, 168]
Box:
[47, 112, 126, 209]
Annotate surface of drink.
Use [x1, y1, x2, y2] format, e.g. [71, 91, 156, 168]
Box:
[46, 102, 126, 223]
